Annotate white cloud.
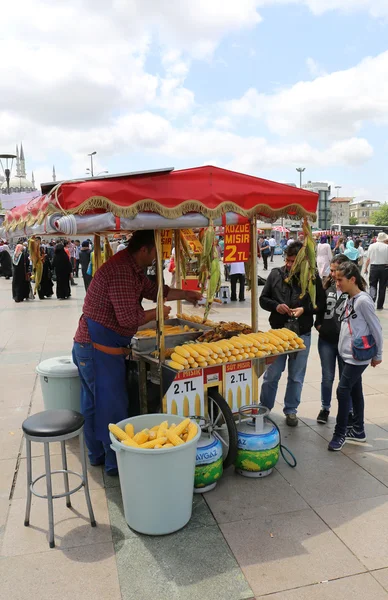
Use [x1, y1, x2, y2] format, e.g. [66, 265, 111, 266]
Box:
[306, 57, 327, 78]
[223, 51, 388, 139]
[257, 0, 388, 18]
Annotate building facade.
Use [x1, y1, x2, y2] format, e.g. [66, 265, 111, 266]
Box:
[330, 197, 352, 226]
[349, 200, 381, 224]
[302, 181, 331, 229]
[0, 144, 39, 210]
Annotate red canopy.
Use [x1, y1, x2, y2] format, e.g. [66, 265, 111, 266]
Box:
[4, 165, 318, 230]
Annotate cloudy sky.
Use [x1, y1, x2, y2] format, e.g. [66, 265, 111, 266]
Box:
[2, 1, 388, 200]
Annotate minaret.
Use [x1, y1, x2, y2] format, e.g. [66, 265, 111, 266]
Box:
[31, 172, 35, 189]
[52, 165, 56, 182]
[15, 145, 21, 177]
[20, 143, 26, 178]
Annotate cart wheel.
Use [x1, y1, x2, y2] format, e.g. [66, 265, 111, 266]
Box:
[207, 390, 238, 468]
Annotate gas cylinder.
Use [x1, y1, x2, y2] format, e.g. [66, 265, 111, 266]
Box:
[235, 405, 280, 478]
[194, 432, 223, 493]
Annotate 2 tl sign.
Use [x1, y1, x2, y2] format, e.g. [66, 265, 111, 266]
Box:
[223, 220, 251, 263]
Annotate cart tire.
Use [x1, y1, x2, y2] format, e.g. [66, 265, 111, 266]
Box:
[207, 390, 238, 469]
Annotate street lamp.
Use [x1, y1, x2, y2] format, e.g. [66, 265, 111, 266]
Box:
[97, 170, 108, 176]
[87, 151, 97, 177]
[296, 167, 305, 188]
[0, 153, 17, 194]
[335, 185, 342, 198]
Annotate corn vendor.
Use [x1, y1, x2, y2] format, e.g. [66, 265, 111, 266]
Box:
[72, 230, 201, 475]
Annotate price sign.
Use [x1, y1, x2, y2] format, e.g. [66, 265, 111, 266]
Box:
[161, 229, 173, 260]
[181, 229, 203, 254]
[223, 220, 251, 263]
[165, 369, 204, 417]
[224, 360, 252, 413]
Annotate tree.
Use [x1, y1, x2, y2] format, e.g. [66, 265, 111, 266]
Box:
[349, 216, 358, 225]
[370, 204, 388, 226]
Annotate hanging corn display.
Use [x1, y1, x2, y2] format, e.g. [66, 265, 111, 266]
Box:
[179, 231, 193, 280]
[198, 224, 221, 321]
[284, 217, 317, 308]
[28, 237, 43, 295]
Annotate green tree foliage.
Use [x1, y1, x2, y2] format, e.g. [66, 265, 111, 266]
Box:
[370, 204, 388, 226]
[349, 216, 358, 225]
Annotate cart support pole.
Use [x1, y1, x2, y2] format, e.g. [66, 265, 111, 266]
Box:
[155, 230, 166, 363]
[250, 216, 258, 332]
[174, 230, 182, 315]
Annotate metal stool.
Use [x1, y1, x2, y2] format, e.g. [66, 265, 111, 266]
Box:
[22, 409, 96, 548]
[217, 284, 231, 304]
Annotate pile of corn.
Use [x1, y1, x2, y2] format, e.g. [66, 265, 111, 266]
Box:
[109, 418, 198, 449]
[167, 328, 305, 370]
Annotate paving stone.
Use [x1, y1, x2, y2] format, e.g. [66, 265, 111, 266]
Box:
[204, 467, 308, 524]
[115, 525, 253, 600]
[0, 542, 121, 600]
[220, 509, 366, 597]
[256, 573, 388, 599]
[316, 496, 388, 570]
[373, 569, 388, 592]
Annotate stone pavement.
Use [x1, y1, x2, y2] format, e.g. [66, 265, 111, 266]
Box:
[1, 255, 388, 600]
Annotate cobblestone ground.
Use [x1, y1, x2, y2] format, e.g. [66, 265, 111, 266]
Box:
[1, 256, 388, 600]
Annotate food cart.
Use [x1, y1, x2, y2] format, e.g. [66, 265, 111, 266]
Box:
[2, 165, 318, 466]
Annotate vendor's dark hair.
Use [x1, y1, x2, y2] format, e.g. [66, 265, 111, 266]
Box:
[127, 230, 155, 253]
[336, 261, 366, 291]
[285, 241, 303, 257]
[54, 243, 65, 254]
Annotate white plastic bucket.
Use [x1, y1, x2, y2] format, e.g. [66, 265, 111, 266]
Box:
[110, 414, 201, 535]
[36, 356, 81, 412]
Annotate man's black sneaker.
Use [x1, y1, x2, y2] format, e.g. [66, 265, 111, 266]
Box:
[328, 435, 346, 451]
[345, 428, 366, 442]
[285, 414, 298, 427]
[317, 409, 330, 424]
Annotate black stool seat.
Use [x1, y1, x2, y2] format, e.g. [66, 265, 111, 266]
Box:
[22, 410, 85, 438]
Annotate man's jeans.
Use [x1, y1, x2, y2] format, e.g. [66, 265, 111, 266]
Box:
[369, 265, 388, 310]
[72, 342, 117, 473]
[334, 361, 367, 437]
[260, 333, 311, 414]
[318, 337, 343, 411]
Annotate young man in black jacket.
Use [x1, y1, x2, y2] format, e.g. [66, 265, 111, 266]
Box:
[259, 241, 325, 426]
[314, 255, 348, 424]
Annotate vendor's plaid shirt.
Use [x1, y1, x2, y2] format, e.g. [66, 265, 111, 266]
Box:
[74, 250, 168, 344]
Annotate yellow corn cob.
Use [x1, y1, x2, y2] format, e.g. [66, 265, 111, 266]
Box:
[207, 343, 224, 355]
[229, 355, 237, 361]
[174, 418, 191, 437]
[187, 357, 195, 365]
[184, 345, 200, 359]
[215, 357, 223, 364]
[124, 423, 134, 438]
[186, 422, 198, 442]
[279, 328, 298, 340]
[183, 397, 190, 417]
[248, 352, 255, 358]
[170, 423, 176, 429]
[108, 423, 129, 442]
[295, 336, 304, 346]
[182, 433, 188, 441]
[256, 351, 267, 358]
[221, 340, 235, 350]
[140, 437, 168, 448]
[207, 358, 216, 365]
[232, 336, 250, 348]
[242, 353, 249, 359]
[171, 353, 189, 367]
[171, 400, 178, 415]
[194, 345, 211, 358]
[149, 430, 157, 440]
[237, 386, 242, 409]
[164, 443, 174, 448]
[174, 346, 190, 359]
[269, 329, 289, 342]
[157, 420, 168, 437]
[222, 357, 228, 363]
[168, 360, 185, 370]
[245, 384, 250, 405]
[231, 348, 240, 356]
[154, 444, 163, 449]
[122, 437, 139, 448]
[228, 389, 233, 409]
[236, 354, 243, 361]
[150, 425, 160, 432]
[167, 428, 185, 446]
[133, 430, 149, 444]
[195, 393, 201, 416]
[192, 361, 199, 368]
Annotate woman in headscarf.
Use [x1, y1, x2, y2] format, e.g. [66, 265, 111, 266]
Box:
[316, 235, 333, 279]
[38, 247, 54, 299]
[0, 242, 13, 279]
[12, 244, 31, 302]
[344, 239, 359, 265]
[52, 243, 72, 299]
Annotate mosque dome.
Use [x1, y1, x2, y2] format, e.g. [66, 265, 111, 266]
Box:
[0, 143, 36, 193]
[1, 176, 34, 192]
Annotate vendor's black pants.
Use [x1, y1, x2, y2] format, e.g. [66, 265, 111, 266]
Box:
[230, 274, 245, 301]
[369, 264, 388, 309]
[262, 253, 269, 270]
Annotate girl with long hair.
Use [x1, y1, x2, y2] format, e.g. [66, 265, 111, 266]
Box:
[328, 262, 383, 451]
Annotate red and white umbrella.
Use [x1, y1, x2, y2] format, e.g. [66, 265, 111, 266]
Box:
[272, 226, 290, 233]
